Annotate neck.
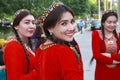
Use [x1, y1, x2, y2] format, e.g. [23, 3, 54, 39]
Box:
[18, 35, 27, 44]
[104, 30, 113, 38]
[44, 40, 54, 45]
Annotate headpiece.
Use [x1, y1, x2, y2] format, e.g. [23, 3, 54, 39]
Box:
[13, 9, 30, 20]
[37, 2, 64, 24]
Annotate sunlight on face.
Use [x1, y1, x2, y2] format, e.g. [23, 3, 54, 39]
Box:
[103, 16, 117, 33]
[48, 12, 76, 42]
[15, 15, 36, 39]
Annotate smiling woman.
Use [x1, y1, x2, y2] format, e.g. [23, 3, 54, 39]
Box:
[91, 10, 120, 80]
[35, 1, 84, 80]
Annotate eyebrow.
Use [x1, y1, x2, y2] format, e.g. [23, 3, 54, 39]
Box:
[59, 20, 68, 23]
[24, 19, 34, 22]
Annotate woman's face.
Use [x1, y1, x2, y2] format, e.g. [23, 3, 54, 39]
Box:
[48, 12, 76, 42]
[103, 15, 117, 33]
[15, 15, 36, 39]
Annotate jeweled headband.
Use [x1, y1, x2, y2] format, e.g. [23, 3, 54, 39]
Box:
[37, 2, 64, 24]
[13, 9, 30, 20]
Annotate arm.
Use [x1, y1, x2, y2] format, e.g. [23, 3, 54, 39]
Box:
[58, 47, 83, 80]
[92, 30, 113, 64]
[109, 32, 120, 61]
[0, 65, 5, 70]
[101, 53, 120, 64]
[4, 41, 35, 80]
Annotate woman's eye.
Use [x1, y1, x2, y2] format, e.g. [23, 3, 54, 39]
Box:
[71, 20, 75, 24]
[61, 22, 67, 26]
[32, 21, 36, 24]
[25, 22, 30, 24]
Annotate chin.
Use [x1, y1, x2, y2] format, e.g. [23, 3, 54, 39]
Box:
[65, 38, 74, 42]
[26, 35, 33, 38]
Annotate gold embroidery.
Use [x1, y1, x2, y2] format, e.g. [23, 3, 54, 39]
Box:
[39, 43, 56, 50]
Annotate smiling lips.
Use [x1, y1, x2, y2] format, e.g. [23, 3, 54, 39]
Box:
[28, 29, 34, 33]
[66, 32, 75, 37]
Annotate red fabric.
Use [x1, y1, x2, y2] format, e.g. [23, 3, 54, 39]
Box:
[92, 30, 120, 80]
[3, 40, 36, 80]
[35, 43, 83, 80]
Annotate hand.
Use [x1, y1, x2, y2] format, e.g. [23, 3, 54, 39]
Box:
[101, 53, 111, 58]
[0, 65, 5, 70]
[113, 60, 120, 64]
[106, 64, 117, 68]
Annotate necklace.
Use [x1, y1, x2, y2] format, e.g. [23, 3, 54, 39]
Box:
[40, 43, 56, 50]
[24, 44, 35, 56]
[105, 34, 113, 39]
[105, 33, 114, 45]
[107, 40, 114, 44]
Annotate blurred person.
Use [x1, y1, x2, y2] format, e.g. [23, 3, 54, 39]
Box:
[31, 25, 46, 52]
[35, 2, 84, 80]
[92, 10, 120, 80]
[3, 9, 36, 80]
[79, 19, 85, 34]
[0, 39, 7, 80]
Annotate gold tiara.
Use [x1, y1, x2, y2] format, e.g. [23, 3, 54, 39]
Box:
[38, 2, 64, 24]
[13, 9, 29, 20]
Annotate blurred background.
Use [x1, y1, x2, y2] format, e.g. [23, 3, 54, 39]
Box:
[0, 0, 119, 39]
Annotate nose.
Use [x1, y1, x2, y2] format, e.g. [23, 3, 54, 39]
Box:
[30, 22, 36, 28]
[111, 22, 116, 27]
[68, 23, 76, 30]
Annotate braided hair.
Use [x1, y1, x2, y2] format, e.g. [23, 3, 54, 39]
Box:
[12, 9, 34, 73]
[90, 10, 120, 64]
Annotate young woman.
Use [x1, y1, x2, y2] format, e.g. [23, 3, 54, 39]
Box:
[35, 2, 83, 80]
[3, 9, 36, 80]
[92, 10, 120, 80]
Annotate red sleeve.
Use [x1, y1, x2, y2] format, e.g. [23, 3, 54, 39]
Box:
[58, 46, 83, 80]
[3, 41, 36, 80]
[111, 32, 120, 61]
[92, 30, 113, 64]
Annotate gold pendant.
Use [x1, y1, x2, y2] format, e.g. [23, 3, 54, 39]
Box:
[107, 40, 113, 44]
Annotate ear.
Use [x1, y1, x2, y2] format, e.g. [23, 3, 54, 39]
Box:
[102, 23, 104, 26]
[14, 25, 19, 30]
[48, 28, 53, 33]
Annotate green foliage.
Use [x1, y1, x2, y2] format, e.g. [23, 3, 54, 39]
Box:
[0, 0, 98, 19]
[0, 0, 99, 38]
[0, 27, 14, 39]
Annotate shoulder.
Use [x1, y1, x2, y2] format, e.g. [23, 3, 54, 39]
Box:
[92, 30, 101, 36]
[118, 32, 120, 38]
[55, 44, 71, 50]
[54, 44, 75, 56]
[4, 40, 24, 62]
[6, 40, 20, 46]
[92, 30, 99, 34]
[92, 30, 102, 40]
[4, 40, 22, 52]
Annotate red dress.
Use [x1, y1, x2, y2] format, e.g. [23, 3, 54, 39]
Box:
[35, 43, 84, 80]
[92, 30, 120, 80]
[3, 40, 36, 80]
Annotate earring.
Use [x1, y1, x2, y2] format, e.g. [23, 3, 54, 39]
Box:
[50, 32, 52, 35]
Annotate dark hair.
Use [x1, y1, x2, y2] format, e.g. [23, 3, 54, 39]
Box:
[33, 25, 46, 51]
[40, 3, 81, 64]
[12, 9, 34, 73]
[101, 10, 118, 40]
[90, 10, 119, 64]
[43, 4, 74, 43]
